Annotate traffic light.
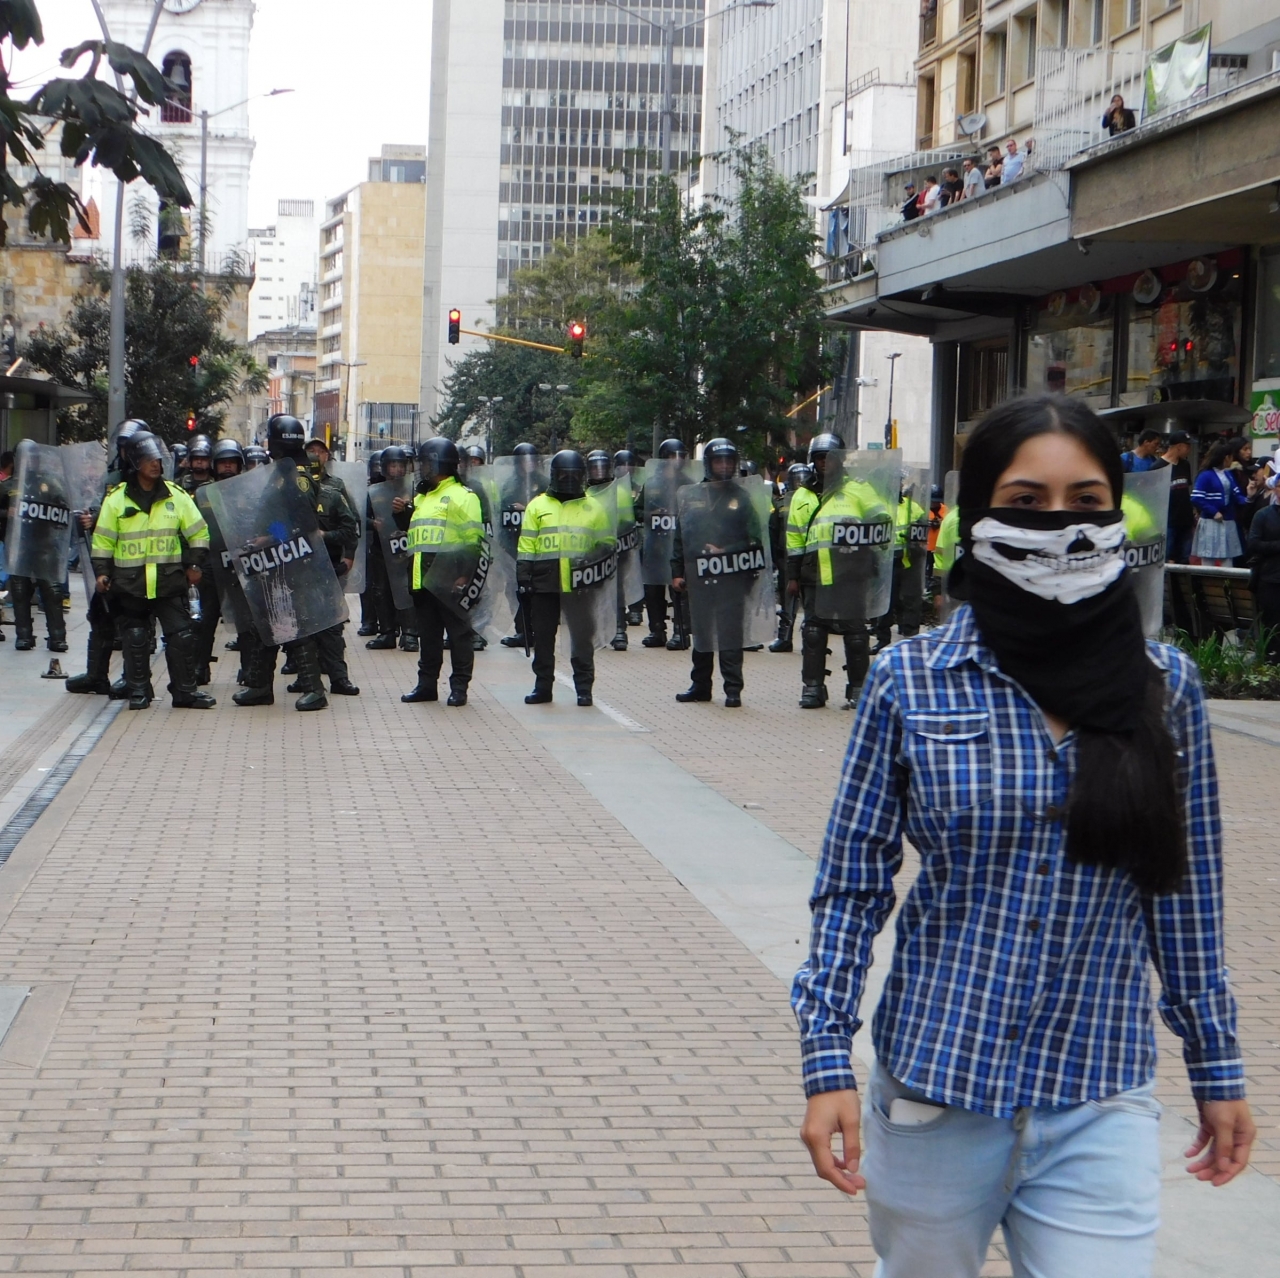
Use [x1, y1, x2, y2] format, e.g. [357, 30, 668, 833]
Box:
[189, 355, 199, 367]
[448, 308, 461, 345]
[186, 414, 196, 432]
[568, 320, 586, 359]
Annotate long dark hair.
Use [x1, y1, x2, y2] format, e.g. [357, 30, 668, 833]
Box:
[1202, 440, 1234, 470]
[958, 395, 1185, 893]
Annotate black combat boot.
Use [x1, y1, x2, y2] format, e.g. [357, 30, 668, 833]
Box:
[121, 623, 154, 710]
[166, 628, 216, 709]
[799, 620, 830, 709]
[232, 633, 275, 706]
[65, 629, 112, 694]
[290, 642, 328, 711]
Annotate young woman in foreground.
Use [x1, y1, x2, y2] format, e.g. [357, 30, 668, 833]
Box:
[793, 396, 1254, 1277]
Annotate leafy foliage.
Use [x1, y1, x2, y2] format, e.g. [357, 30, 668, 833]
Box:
[0, 2, 191, 246]
[24, 263, 266, 443]
[1173, 628, 1280, 699]
[433, 143, 830, 461]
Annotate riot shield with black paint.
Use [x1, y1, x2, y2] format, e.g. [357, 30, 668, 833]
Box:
[60, 441, 107, 607]
[6, 440, 73, 584]
[896, 464, 931, 627]
[204, 459, 348, 646]
[558, 482, 619, 656]
[366, 475, 415, 611]
[490, 456, 547, 643]
[640, 458, 698, 587]
[194, 487, 253, 633]
[1123, 466, 1170, 639]
[810, 449, 899, 623]
[678, 475, 773, 651]
[327, 461, 369, 596]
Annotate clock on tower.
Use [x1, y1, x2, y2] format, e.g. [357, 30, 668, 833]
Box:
[162, 0, 204, 13]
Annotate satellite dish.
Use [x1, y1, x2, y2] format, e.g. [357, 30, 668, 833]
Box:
[958, 112, 988, 140]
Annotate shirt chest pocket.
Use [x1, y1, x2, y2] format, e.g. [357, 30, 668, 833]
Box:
[902, 710, 992, 814]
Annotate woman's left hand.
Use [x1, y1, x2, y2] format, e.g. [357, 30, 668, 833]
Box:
[1185, 1099, 1256, 1186]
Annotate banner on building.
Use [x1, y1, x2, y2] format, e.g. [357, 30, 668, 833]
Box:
[1143, 25, 1211, 119]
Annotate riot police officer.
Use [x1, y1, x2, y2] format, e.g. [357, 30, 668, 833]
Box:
[231, 414, 333, 711]
[875, 475, 929, 650]
[90, 432, 215, 710]
[786, 432, 892, 710]
[171, 442, 189, 480]
[366, 444, 418, 652]
[498, 442, 546, 649]
[767, 462, 815, 653]
[244, 444, 268, 470]
[517, 449, 615, 706]
[614, 449, 645, 629]
[395, 438, 485, 706]
[671, 438, 763, 708]
[181, 435, 214, 493]
[0, 443, 69, 653]
[640, 437, 693, 648]
[358, 448, 385, 636]
[584, 449, 630, 652]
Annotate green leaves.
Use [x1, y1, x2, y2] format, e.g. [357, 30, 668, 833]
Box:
[0, 7, 190, 247]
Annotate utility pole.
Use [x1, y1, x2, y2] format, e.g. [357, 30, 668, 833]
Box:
[199, 108, 209, 271]
[884, 351, 902, 449]
[92, 0, 167, 433]
[661, 16, 675, 176]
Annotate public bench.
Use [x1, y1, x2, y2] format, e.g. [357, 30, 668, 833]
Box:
[1164, 563, 1255, 640]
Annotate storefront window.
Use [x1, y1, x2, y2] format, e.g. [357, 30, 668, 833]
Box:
[1125, 272, 1241, 402]
[1256, 249, 1280, 380]
[1026, 300, 1114, 407]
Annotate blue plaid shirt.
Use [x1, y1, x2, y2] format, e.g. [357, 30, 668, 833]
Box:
[792, 605, 1244, 1118]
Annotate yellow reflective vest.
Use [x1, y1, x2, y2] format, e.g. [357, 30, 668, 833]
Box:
[402, 477, 484, 592]
[785, 478, 892, 585]
[91, 479, 209, 600]
[518, 490, 615, 593]
[896, 495, 929, 568]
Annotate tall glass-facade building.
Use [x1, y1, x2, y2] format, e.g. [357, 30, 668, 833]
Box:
[701, 0, 824, 199]
[498, 0, 706, 291]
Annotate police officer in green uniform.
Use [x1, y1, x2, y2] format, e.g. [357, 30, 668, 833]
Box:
[395, 438, 485, 706]
[90, 432, 216, 711]
[366, 444, 419, 652]
[786, 432, 890, 709]
[180, 435, 214, 493]
[614, 449, 645, 629]
[875, 479, 929, 649]
[517, 449, 615, 706]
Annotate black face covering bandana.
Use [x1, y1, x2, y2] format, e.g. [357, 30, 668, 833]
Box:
[954, 507, 1149, 734]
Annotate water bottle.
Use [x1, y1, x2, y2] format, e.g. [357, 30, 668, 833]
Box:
[188, 583, 202, 621]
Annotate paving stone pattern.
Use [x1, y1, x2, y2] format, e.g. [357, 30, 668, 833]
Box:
[0, 625, 1272, 1276]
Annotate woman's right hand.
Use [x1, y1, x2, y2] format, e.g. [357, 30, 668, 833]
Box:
[1215, 512, 1225, 522]
[800, 1089, 865, 1196]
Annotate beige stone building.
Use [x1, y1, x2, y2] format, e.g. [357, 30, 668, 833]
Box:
[316, 146, 426, 458]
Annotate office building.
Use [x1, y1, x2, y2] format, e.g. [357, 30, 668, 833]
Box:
[248, 200, 320, 340]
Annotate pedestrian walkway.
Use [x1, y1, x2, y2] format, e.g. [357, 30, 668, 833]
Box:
[0, 617, 1272, 1276]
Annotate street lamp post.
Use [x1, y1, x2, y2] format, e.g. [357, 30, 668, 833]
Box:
[537, 383, 572, 451]
[330, 359, 367, 449]
[601, 0, 774, 177]
[884, 351, 902, 449]
[478, 396, 505, 461]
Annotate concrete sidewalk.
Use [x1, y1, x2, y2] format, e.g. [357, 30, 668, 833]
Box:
[0, 616, 1272, 1276]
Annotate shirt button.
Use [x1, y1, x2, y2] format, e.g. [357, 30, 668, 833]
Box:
[1028, 919, 1041, 933]
[1044, 804, 1064, 821]
[1037, 862, 1050, 876]
[1007, 1026, 1020, 1041]
[943, 722, 956, 735]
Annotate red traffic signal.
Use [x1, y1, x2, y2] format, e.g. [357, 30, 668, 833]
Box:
[448, 308, 461, 345]
[186, 414, 196, 432]
[189, 355, 199, 367]
[568, 320, 586, 358]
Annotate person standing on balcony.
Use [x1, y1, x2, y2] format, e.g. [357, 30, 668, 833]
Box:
[983, 145, 1003, 189]
[1103, 94, 1137, 136]
[941, 168, 964, 207]
[921, 176, 943, 215]
[961, 156, 984, 200]
[900, 181, 920, 222]
[1002, 138, 1025, 182]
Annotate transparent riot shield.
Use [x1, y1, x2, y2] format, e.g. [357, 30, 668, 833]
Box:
[6, 440, 73, 583]
[897, 464, 931, 621]
[195, 486, 253, 633]
[641, 458, 699, 587]
[327, 462, 369, 596]
[406, 479, 497, 628]
[367, 475, 415, 611]
[204, 459, 348, 646]
[558, 482, 619, 655]
[490, 456, 548, 641]
[809, 449, 900, 622]
[1123, 466, 1170, 639]
[609, 477, 643, 610]
[60, 442, 107, 607]
[935, 469, 961, 616]
[678, 476, 773, 651]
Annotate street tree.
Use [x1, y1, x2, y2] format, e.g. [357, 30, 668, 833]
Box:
[25, 263, 267, 443]
[0, 0, 191, 245]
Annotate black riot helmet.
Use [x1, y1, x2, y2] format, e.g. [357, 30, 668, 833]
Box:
[613, 448, 639, 473]
[267, 413, 307, 461]
[702, 437, 739, 482]
[739, 458, 759, 477]
[244, 444, 268, 470]
[126, 431, 166, 471]
[367, 449, 385, 482]
[212, 438, 244, 478]
[380, 444, 411, 481]
[657, 437, 688, 460]
[418, 437, 460, 485]
[548, 449, 587, 499]
[108, 419, 148, 471]
[188, 433, 214, 463]
[512, 441, 539, 474]
[464, 444, 486, 466]
[171, 442, 189, 471]
[787, 462, 816, 492]
[807, 431, 845, 491]
[585, 449, 613, 486]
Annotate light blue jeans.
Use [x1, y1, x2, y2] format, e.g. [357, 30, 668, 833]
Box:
[862, 1062, 1161, 1278]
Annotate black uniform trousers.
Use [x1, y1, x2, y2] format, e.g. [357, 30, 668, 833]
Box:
[366, 546, 398, 635]
[878, 553, 925, 641]
[1257, 581, 1280, 661]
[530, 592, 595, 695]
[9, 576, 67, 645]
[113, 591, 191, 637]
[193, 572, 221, 674]
[412, 589, 475, 691]
[688, 647, 744, 696]
[315, 623, 351, 682]
[801, 585, 870, 694]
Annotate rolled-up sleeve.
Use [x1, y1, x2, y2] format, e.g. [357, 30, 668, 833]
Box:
[792, 657, 905, 1097]
[1145, 656, 1245, 1102]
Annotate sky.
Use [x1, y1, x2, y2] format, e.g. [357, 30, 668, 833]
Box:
[18, 0, 434, 225]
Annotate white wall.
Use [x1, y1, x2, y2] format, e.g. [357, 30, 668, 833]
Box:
[249, 202, 319, 339]
[855, 331, 934, 466]
[419, 0, 505, 421]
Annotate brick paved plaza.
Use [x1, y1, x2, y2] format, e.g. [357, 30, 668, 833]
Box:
[0, 616, 1274, 1276]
